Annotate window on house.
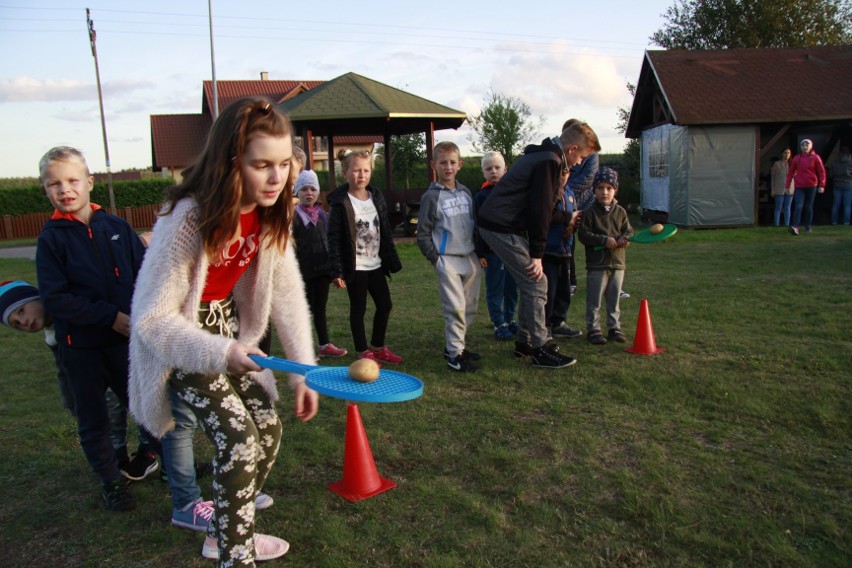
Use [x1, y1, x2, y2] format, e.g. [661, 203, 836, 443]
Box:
[648, 136, 668, 178]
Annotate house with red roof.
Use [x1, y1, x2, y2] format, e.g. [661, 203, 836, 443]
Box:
[626, 45, 852, 227]
[150, 73, 378, 181]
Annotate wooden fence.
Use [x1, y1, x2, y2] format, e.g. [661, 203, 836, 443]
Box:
[1, 203, 162, 240]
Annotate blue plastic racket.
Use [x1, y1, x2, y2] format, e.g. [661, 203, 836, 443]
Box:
[249, 355, 423, 403]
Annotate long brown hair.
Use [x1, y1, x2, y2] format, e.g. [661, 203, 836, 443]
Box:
[163, 97, 295, 260]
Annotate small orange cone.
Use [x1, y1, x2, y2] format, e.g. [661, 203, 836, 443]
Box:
[328, 403, 396, 502]
[625, 298, 665, 355]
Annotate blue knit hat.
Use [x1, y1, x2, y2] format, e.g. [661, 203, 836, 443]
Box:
[594, 166, 619, 190]
[0, 280, 40, 327]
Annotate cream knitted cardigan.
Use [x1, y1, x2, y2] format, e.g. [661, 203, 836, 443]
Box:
[129, 198, 315, 438]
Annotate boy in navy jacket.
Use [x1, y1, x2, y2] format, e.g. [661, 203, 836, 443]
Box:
[36, 146, 148, 511]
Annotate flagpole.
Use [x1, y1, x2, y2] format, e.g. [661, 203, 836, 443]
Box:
[86, 8, 116, 214]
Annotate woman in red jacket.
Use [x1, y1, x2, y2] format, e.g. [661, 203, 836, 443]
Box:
[785, 138, 826, 235]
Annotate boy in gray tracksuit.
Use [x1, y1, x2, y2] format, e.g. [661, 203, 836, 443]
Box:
[417, 141, 482, 373]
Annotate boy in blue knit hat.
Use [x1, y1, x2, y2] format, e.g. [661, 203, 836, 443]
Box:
[0, 279, 147, 475]
[577, 167, 633, 345]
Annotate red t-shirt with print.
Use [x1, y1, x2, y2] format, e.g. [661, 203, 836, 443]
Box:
[202, 210, 261, 302]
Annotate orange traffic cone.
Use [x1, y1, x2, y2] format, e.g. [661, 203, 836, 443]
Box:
[625, 298, 665, 355]
[328, 403, 397, 502]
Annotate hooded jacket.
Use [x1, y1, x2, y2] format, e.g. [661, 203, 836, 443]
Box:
[326, 183, 402, 282]
[417, 181, 476, 264]
[786, 150, 826, 189]
[476, 137, 564, 258]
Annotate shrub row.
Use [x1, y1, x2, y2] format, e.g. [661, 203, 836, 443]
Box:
[0, 178, 174, 216]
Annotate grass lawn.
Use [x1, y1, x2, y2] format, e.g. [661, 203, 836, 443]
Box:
[0, 225, 849, 567]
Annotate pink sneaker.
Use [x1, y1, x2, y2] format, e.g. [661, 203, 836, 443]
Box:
[357, 349, 382, 367]
[202, 533, 289, 561]
[318, 343, 348, 358]
[371, 345, 403, 365]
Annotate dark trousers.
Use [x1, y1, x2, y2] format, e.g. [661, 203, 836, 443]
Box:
[59, 341, 160, 484]
[543, 255, 572, 326]
[346, 268, 392, 352]
[304, 275, 331, 346]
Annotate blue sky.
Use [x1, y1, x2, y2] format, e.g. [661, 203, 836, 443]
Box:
[0, 0, 674, 178]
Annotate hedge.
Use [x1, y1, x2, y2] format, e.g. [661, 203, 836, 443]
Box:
[0, 178, 173, 216]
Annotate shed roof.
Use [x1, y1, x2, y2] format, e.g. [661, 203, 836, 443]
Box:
[626, 45, 852, 137]
[278, 72, 467, 135]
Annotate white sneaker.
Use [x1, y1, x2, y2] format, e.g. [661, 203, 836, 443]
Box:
[202, 533, 290, 561]
[620, 290, 631, 299]
[255, 491, 274, 510]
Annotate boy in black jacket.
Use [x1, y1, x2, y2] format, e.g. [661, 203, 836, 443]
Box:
[35, 146, 150, 511]
[477, 122, 600, 368]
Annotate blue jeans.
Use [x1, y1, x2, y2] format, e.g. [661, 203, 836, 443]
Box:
[831, 185, 852, 225]
[162, 387, 202, 509]
[792, 187, 817, 228]
[773, 194, 793, 226]
[483, 252, 518, 327]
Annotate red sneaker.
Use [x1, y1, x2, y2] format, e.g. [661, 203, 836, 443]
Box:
[357, 349, 382, 367]
[371, 345, 403, 365]
[318, 343, 348, 358]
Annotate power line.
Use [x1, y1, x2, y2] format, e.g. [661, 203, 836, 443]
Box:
[0, 5, 652, 51]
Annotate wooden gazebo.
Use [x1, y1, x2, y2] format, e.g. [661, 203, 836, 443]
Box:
[277, 72, 467, 195]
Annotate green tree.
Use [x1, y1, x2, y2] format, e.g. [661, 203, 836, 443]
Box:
[467, 91, 544, 165]
[389, 133, 427, 189]
[616, 83, 641, 206]
[651, 0, 852, 49]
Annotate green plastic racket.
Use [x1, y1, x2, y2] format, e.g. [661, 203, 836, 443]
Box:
[593, 224, 677, 250]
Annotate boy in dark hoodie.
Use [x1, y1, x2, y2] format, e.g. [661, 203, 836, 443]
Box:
[477, 122, 600, 369]
[418, 141, 481, 373]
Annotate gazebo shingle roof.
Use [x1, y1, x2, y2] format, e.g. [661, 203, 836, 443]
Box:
[278, 72, 466, 135]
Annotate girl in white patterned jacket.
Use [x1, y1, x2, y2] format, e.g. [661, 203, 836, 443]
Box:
[129, 97, 319, 567]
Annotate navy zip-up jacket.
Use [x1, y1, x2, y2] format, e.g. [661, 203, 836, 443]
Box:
[36, 205, 145, 348]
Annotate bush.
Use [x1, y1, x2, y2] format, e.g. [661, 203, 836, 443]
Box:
[0, 178, 173, 216]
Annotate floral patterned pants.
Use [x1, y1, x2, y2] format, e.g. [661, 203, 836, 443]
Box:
[169, 297, 282, 567]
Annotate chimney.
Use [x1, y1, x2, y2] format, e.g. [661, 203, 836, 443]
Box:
[260, 71, 269, 81]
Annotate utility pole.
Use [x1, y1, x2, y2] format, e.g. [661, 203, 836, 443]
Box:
[208, 0, 219, 118]
[86, 8, 116, 214]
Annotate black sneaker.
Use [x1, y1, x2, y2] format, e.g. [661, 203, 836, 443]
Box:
[607, 329, 627, 343]
[552, 322, 583, 338]
[530, 342, 576, 369]
[121, 451, 159, 481]
[102, 479, 136, 511]
[514, 341, 533, 360]
[443, 348, 481, 361]
[447, 352, 479, 373]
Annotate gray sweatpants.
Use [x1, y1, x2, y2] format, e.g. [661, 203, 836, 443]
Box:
[478, 228, 548, 349]
[586, 268, 624, 333]
[435, 253, 482, 357]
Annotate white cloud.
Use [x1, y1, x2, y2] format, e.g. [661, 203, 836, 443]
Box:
[0, 77, 154, 104]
